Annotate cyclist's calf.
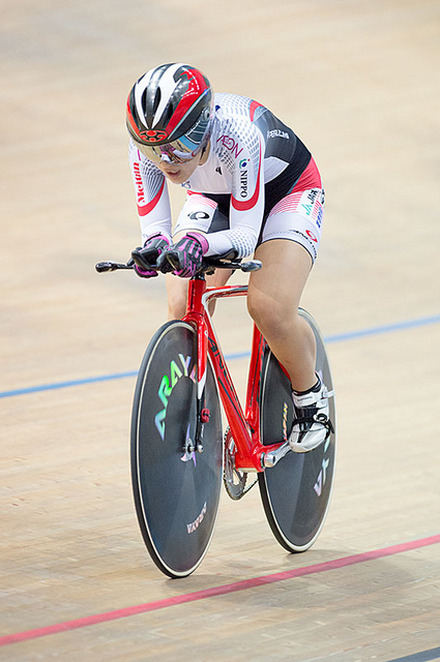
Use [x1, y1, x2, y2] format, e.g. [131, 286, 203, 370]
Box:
[247, 290, 317, 392]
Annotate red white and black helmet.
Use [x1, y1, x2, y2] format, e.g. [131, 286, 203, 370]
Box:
[126, 63, 213, 162]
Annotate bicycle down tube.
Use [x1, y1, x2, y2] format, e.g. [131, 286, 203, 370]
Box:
[183, 277, 285, 473]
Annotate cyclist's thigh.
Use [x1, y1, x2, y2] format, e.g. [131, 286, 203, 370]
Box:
[250, 239, 313, 313]
[260, 187, 325, 264]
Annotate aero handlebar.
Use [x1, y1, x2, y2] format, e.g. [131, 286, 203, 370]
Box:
[95, 257, 262, 275]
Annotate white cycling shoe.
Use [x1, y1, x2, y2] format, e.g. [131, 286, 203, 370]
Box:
[288, 377, 333, 453]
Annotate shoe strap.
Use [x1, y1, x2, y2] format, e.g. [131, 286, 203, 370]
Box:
[292, 384, 327, 408]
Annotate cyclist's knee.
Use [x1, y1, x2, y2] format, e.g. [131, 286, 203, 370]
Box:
[247, 291, 293, 337]
[166, 276, 188, 320]
[168, 299, 186, 320]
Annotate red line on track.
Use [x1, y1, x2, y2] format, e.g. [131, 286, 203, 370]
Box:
[1, 534, 439, 647]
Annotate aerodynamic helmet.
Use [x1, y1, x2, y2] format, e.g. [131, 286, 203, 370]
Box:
[126, 63, 213, 163]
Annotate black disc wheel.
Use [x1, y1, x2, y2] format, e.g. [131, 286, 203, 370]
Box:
[258, 308, 336, 552]
[131, 321, 223, 577]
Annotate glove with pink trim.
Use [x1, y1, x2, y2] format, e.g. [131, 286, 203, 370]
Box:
[158, 232, 209, 278]
[131, 233, 171, 278]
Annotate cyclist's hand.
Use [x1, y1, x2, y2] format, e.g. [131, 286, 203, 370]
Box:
[131, 232, 171, 278]
[159, 232, 209, 278]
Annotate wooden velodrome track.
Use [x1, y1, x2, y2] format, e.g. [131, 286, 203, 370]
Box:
[1, 0, 439, 659]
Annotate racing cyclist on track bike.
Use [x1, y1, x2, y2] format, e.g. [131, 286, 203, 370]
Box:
[126, 62, 333, 453]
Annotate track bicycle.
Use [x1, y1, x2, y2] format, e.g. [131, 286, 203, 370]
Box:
[96, 256, 336, 578]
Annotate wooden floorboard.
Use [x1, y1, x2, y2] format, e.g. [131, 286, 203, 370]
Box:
[1, 1, 440, 659]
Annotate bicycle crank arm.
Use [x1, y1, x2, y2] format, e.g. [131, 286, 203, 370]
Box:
[262, 442, 291, 468]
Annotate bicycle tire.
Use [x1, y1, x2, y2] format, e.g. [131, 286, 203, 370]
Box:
[258, 308, 336, 552]
[131, 320, 223, 578]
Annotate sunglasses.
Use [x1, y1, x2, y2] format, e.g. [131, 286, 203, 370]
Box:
[132, 138, 201, 165]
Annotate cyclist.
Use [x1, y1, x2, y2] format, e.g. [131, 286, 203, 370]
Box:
[126, 62, 333, 453]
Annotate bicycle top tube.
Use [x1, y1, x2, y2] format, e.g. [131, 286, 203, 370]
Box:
[203, 284, 249, 308]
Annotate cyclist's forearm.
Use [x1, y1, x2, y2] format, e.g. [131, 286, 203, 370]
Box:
[201, 226, 258, 259]
[129, 140, 173, 242]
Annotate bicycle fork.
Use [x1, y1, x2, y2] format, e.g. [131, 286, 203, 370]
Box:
[182, 278, 212, 456]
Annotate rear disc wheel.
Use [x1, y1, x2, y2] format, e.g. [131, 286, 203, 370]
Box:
[258, 308, 336, 552]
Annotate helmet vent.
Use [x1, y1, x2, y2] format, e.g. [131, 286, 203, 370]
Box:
[162, 104, 174, 128]
[152, 88, 161, 115]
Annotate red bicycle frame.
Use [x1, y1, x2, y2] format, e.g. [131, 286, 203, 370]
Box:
[183, 276, 285, 472]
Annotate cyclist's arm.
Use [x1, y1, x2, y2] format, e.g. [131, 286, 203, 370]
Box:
[221, 129, 265, 258]
[176, 125, 265, 258]
[129, 140, 173, 243]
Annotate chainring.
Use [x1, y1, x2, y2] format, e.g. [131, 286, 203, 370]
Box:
[223, 427, 251, 500]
